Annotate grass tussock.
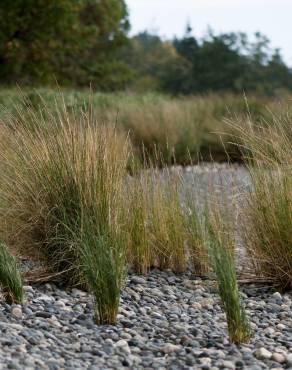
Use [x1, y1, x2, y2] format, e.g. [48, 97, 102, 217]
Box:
[184, 190, 209, 275]
[125, 173, 152, 275]
[0, 242, 23, 304]
[125, 165, 213, 276]
[234, 117, 292, 291]
[149, 171, 187, 273]
[126, 168, 187, 274]
[0, 103, 130, 324]
[204, 203, 251, 344]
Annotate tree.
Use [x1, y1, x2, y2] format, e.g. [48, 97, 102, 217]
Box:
[193, 33, 245, 92]
[60, 0, 131, 89]
[265, 50, 292, 93]
[0, 0, 131, 89]
[0, 0, 77, 84]
[122, 31, 188, 92]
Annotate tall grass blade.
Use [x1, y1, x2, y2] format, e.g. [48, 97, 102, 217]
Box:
[0, 243, 23, 304]
[204, 207, 251, 344]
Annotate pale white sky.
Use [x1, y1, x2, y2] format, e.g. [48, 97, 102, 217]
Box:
[127, 0, 292, 66]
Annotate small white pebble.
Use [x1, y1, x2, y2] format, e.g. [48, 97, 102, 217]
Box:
[272, 353, 286, 363]
[222, 360, 236, 370]
[161, 343, 181, 354]
[254, 347, 272, 360]
[11, 306, 22, 319]
[115, 340, 131, 354]
[272, 292, 282, 300]
[276, 323, 285, 330]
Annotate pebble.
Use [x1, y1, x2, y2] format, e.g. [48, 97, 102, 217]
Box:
[35, 311, 52, 318]
[222, 360, 236, 369]
[161, 343, 181, 354]
[115, 340, 131, 354]
[254, 347, 272, 360]
[286, 354, 292, 366]
[272, 292, 282, 301]
[272, 352, 286, 363]
[11, 306, 22, 319]
[131, 276, 146, 285]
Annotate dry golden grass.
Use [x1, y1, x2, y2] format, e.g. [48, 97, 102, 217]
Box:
[0, 102, 130, 324]
[125, 173, 152, 275]
[0, 90, 290, 333]
[149, 171, 187, 273]
[232, 115, 292, 291]
[1, 88, 281, 164]
[184, 195, 209, 275]
[125, 167, 187, 274]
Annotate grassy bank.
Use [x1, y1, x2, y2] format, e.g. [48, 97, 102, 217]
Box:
[1, 88, 291, 164]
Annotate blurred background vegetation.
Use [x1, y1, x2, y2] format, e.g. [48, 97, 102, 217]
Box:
[1, 0, 292, 95]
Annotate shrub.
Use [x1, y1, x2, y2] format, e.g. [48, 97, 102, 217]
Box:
[0, 242, 23, 304]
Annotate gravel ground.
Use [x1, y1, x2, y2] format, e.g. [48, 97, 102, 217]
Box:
[0, 270, 291, 370]
[1, 164, 291, 369]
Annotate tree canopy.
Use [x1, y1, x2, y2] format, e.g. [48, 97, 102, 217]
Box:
[125, 28, 292, 95]
[0, 0, 130, 89]
[0, 2, 291, 94]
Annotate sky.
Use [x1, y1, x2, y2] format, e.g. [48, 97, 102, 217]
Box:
[127, 0, 292, 66]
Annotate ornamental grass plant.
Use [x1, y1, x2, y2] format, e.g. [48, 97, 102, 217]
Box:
[0, 100, 130, 324]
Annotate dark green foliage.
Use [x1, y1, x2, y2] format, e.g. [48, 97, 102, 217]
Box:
[0, 1, 291, 94]
[0, 0, 131, 89]
[0, 0, 77, 84]
[124, 29, 292, 95]
[0, 243, 23, 304]
[60, 0, 131, 90]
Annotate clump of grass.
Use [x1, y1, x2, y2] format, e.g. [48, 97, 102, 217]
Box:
[80, 227, 127, 325]
[148, 170, 187, 273]
[204, 204, 251, 344]
[125, 174, 152, 274]
[0, 242, 23, 304]
[0, 100, 130, 324]
[233, 116, 292, 291]
[125, 164, 187, 274]
[244, 168, 292, 291]
[184, 190, 209, 275]
[114, 97, 205, 164]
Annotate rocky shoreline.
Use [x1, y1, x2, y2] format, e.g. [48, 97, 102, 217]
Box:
[0, 270, 291, 370]
[1, 164, 290, 369]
